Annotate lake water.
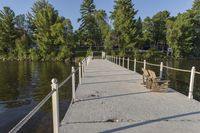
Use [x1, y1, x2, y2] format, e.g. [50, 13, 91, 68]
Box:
[129, 58, 200, 101]
[0, 61, 76, 133]
[0, 58, 200, 133]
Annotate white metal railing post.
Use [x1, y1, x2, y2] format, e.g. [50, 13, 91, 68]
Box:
[189, 66, 195, 99]
[82, 60, 84, 75]
[123, 57, 124, 67]
[127, 58, 129, 69]
[160, 62, 163, 79]
[72, 67, 75, 102]
[116, 56, 118, 64]
[144, 60, 146, 69]
[51, 78, 59, 133]
[79, 63, 82, 84]
[85, 58, 87, 66]
[134, 58, 136, 72]
[119, 57, 121, 66]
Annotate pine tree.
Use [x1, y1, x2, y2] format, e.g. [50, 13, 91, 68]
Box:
[111, 0, 138, 56]
[78, 0, 101, 50]
[95, 10, 113, 52]
[15, 34, 30, 60]
[29, 0, 73, 60]
[166, 0, 200, 58]
[143, 17, 154, 48]
[0, 7, 16, 56]
[135, 17, 143, 49]
[166, 12, 195, 58]
[151, 11, 170, 50]
[193, 0, 200, 10]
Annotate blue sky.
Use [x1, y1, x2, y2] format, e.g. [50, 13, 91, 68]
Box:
[0, 0, 194, 30]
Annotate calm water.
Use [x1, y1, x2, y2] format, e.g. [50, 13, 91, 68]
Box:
[0, 61, 76, 133]
[129, 58, 200, 101]
[1, 59, 200, 132]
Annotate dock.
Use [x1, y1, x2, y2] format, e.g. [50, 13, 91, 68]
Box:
[60, 59, 200, 133]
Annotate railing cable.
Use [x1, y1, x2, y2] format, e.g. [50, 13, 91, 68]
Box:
[9, 89, 55, 133]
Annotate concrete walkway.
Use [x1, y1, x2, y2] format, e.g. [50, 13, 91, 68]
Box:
[60, 59, 200, 133]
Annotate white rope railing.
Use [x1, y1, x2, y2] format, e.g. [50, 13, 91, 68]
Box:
[195, 71, 200, 75]
[58, 68, 78, 88]
[163, 66, 191, 73]
[9, 89, 55, 133]
[107, 55, 198, 100]
[9, 56, 90, 133]
[146, 62, 160, 67]
[136, 60, 143, 64]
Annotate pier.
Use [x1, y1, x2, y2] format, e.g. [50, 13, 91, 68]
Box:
[60, 58, 200, 133]
[9, 56, 200, 133]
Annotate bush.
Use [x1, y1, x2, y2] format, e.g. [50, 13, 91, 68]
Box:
[29, 48, 39, 61]
[86, 48, 92, 56]
[56, 46, 70, 61]
[143, 48, 165, 59]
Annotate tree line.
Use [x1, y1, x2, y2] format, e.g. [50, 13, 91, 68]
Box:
[0, 0, 74, 61]
[0, 0, 200, 61]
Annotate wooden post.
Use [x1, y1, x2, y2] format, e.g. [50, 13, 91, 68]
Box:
[134, 58, 136, 72]
[79, 63, 82, 84]
[72, 67, 75, 102]
[160, 62, 163, 79]
[127, 58, 129, 69]
[189, 66, 195, 99]
[123, 57, 124, 67]
[51, 78, 59, 133]
[144, 60, 146, 69]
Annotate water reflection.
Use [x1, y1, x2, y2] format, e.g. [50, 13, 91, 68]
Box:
[0, 61, 73, 133]
[129, 58, 200, 100]
[1, 58, 200, 132]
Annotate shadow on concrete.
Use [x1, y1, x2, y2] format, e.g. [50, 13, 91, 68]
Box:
[82, 79, 142, 85]
[85, 70, 128, 73]
[84, 73, 136, 78]
[99, 111, 200, 133]
[76, 91, 149, 102]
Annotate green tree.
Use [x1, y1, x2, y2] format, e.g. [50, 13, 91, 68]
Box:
[166, 13, 195, 58]
[135, 17, 143, 49]
[111, 0, 138, 56]
[95, 10, 113, 52]
[0, 7, 16, 57]
[193, 0, 200, 10]
[15, 14, 27, 31]
[30, 0, 59, 59]
[29, 0, 73, 60]
[78, 0, 101, 50]
[15, 34, 30, 60]
[151, 11, 170, 50]
[143, 11, 170, 51]
[143, 17, 153, 49]
[166, 0, 200, 58]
